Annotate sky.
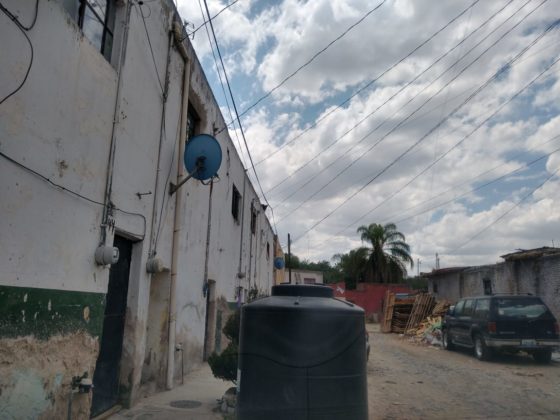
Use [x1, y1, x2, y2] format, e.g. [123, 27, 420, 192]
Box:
[176, 0, 560, 274]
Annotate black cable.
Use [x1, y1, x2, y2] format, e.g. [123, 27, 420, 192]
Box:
[0, 0, 39, 31]
[190, 0, 240, 36]
[343, 53, 560, 232]
[197, 0, 248, 168]
[0, 150, 147, 239]
[381, 134, 560, 225]
[202, 0, 277, 233]
[278, 0, 550, 223]
[292, 14, 558, 242]
[253, 0, 482, 166]
[0, 3, 35, 105]
[138, 2, 164, 95]
[448, 167, 559, 254]
[267, 0, 519, 198]
[221, 0, 389, 129]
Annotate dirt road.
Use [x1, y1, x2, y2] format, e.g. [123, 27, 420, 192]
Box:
[367, 324, 560, 419]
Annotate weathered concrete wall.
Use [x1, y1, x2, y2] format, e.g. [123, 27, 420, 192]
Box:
[427, 255, 560, 319]
[1, 0, 278, 417]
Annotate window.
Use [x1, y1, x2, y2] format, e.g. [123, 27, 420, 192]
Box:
[463, 299, 475, 316]
[63, 1, 116, 62]
[474, 299, 490, 318]
[496, 298, 549, 319]
[433, 282, 438, 293]
[187, 105, 200, 140]
[231, 185, 241, 222]
[266, 242, 270, 260]
[250, 206, 257, 234]
[304, 278, 316, 284]
[483, 278, 492, 295]
[454, 300, 466, 316]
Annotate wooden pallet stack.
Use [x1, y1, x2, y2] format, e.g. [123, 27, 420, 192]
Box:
[381, 290, 416, 333]
[404, 294, 436, 335]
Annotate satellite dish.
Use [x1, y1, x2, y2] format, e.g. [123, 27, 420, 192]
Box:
[184, 134, 222, 181]
[274, 257, 285, 270]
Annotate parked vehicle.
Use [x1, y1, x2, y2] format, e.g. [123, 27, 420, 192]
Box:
[442, 295, 559, 363]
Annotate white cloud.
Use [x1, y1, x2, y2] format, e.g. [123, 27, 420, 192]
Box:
[179, 0, 560, 270]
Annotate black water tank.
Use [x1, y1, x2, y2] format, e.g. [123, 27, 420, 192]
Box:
[237, 284, 368, 420]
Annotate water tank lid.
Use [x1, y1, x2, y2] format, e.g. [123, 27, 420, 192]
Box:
[272, 284, 333, 298]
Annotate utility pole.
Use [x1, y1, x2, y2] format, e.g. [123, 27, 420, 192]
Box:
[436, 253, 440, 269]
[417, 258, 421, 277]
[288, 233, 292, 284]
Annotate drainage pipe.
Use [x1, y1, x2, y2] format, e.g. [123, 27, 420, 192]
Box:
[167, 21, 191, 390]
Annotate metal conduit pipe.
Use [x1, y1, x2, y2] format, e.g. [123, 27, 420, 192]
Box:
[167, 19, 191, 390]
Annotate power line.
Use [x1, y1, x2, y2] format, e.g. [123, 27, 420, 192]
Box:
[0, 0, 38, 105]
[383, 134, 560, 225]
[394, 145, 560, 225]
[342, 52, 560, 232]
[138, 2, 164, 94]
[267, 0, 520, 199]
[292, 14, 559, 242]
[222, 0, 389, 129]
[279, 0, 550, 224]
[254, 0, 482, 166]
[190, 0, 240, 36]
[197, 0, 248, 168]
[0, 150, 147, 239]
[448, 167, 559, 254]
[201, 0, 277, 232]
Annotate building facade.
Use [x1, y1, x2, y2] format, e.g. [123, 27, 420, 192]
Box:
[284, 269, 324, 285]
[0, 0, 279, 417]
[425, 248, 560, 320]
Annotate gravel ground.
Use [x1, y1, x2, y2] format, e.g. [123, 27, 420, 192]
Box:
[367, 324, 560, 420]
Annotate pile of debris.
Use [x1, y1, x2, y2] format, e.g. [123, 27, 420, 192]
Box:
[406, 300, 453, 346]
[381, 290, 453, 343]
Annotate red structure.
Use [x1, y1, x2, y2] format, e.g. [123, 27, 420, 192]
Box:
[328, 282, 413, 319]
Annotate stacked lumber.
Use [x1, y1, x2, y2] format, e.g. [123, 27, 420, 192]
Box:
[381, 290, 416, 333]
[404, 294, 435, 335]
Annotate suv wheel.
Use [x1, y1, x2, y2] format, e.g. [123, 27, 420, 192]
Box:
[442, 329, 454, 351]
[474, 334, 492, 361]
[533, 349, 552, 364]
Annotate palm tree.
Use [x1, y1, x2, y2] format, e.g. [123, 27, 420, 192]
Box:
[356, 223, 413, 283]
[332, 247, 369, 289]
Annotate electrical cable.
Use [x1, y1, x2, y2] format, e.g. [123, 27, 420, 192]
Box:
[0, 1, 37, 105]
[221, 0, 389, 129]
[448, 167, 559, 254]
[190, 0, 240, 37]
[278, 0, 551, 223]
[292, 14, 559, 242]
[381, 133, 560, 225]
[201, 0, 278, 233]
[0, 150, 147, 239]
[253, 0, 482, 166]
[138, 1, 164, 95]
[267, 0, 520, 198]
[197, 0, 248, 168]
[341, 53, 560, 232]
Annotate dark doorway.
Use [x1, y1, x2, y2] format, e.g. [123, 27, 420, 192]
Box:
[91, 236, 132, 417]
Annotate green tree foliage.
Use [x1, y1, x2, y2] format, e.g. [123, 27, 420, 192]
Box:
[332, 248, 369, 289]
[356, 223, 413, 283]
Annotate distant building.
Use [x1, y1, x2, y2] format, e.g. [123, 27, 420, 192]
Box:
[424, 247, 560, 319]
[284, 269, 324, 284]
[0, 0, 280, 417]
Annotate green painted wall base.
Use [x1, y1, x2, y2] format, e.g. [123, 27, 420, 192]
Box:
[0, 285, 105, 339]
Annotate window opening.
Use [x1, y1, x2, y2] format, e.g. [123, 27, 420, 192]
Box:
[231, 185, 241, 222]
[250, 206, 257, 234]
[483, 278, 492, 295]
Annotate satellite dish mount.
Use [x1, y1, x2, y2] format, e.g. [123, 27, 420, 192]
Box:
[170, 134, 222, 195]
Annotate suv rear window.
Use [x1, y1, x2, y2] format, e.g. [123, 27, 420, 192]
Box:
[495, 297, 549, 319]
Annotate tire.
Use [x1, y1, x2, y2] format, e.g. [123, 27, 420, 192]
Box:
[442, 329, 454, 351]
[533, 349, 552, 364]
[474, 334, 492, 361]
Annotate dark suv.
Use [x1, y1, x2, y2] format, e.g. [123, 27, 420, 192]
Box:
[442, 295, 559, 363]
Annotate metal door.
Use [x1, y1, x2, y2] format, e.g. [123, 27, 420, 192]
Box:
[91, 236, 132, 417]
